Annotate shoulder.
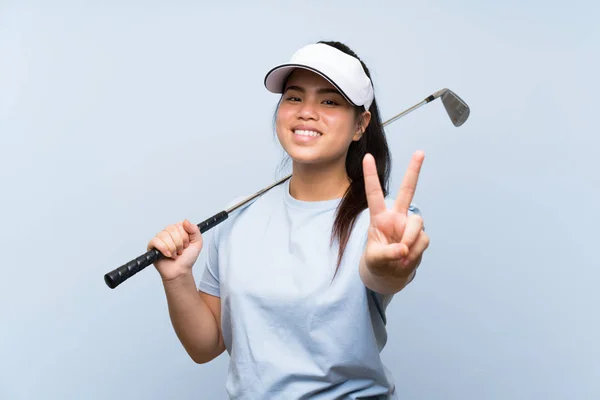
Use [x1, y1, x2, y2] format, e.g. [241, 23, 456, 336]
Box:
[225, 194, 253, 210]
[208, 193, 254, 242]
[225, 176, 289, 212]
[214, 186, 275, 236]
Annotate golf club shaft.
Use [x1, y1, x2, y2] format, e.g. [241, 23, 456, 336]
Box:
[104, 92, 440, 289]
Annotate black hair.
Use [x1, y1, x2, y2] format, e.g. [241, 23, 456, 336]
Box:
[273, 40, 392, 274]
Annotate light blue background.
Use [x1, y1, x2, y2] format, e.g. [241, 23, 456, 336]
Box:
[1, 1, 598, 399]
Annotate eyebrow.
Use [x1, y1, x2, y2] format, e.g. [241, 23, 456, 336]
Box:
[284, 85, 343, 96]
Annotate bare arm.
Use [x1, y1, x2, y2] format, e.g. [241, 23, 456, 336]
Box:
[163, 272, 225, 364]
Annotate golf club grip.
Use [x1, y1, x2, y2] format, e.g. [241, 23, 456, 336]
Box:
[104, 210, 229, 289]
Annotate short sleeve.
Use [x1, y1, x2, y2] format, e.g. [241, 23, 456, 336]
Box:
[197, 194, 255, 297]
[368, 289, 394, 325]
[408, 203, 425, 232]
[198, 222, 221, 297]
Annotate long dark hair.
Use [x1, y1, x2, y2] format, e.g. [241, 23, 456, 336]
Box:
[273, 40, 392, 274]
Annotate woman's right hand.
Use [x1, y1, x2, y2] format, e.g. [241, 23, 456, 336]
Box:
[147, 219, 204, 282]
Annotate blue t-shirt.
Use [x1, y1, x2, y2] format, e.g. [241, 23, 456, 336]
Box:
[199, 177, 420, 399]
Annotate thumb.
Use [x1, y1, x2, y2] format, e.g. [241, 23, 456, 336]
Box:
[183, 219, 202, 243]
[367, 241, 408, 266]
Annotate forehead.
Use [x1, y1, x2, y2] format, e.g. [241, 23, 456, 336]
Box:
[284, 68, 337, 91]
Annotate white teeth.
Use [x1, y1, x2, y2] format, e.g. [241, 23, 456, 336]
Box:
[294, 129, 321, 137]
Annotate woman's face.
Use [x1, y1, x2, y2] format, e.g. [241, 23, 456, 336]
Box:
[275, 69, 370, 166]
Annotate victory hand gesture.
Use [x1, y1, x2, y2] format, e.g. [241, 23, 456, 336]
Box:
[362, 151, 430, 280]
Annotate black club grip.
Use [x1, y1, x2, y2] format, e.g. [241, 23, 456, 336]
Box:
[104, 210, 229, 289]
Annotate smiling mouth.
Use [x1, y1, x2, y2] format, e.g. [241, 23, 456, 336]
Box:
[293, 129, 322, 137]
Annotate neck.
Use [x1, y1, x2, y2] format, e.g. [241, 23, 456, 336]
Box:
[288, 159, 351, 202]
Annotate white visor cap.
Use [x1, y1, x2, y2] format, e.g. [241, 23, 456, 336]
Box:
[264, 43, 374, 111]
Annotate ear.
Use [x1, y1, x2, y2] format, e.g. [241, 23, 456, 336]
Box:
[352, 110, 371, 141]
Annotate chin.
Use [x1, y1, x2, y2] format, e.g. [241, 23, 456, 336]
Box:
[287, 148, 347, 169]
[286, 150, 324, 165]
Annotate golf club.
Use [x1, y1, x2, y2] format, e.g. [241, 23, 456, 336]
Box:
[104, 88, 470, 289]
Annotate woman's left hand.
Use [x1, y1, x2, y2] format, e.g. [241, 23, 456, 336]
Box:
[362, 150, 430, 279]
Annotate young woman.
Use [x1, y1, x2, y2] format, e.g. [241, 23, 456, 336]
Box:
[148, 41, 429, 399]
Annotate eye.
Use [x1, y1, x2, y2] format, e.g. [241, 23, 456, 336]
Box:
[322, 99, 339, 106]
[286, 96, 301, 102]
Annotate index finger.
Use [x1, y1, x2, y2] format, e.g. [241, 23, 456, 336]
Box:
[363, 153, 387, 219]
[394, 150, 425, 214]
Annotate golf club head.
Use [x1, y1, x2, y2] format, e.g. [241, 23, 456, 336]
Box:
[440, 89, 470, 127]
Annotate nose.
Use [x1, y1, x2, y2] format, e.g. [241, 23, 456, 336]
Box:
[297, 98, 319, 120]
